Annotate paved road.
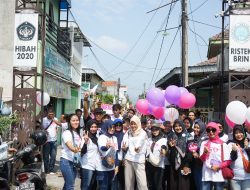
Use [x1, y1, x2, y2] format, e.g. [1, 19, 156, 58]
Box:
[46, 146, 81, 190]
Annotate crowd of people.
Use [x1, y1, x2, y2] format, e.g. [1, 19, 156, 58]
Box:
[41, 100, 250, 190]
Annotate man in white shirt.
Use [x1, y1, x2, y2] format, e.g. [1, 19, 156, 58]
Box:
[42, 109, 61, 174]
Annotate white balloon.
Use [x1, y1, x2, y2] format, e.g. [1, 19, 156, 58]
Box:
[36, 92, 50, 106]
[245, 107, 250, 123]
[164, 107, 179, 123]
[226, 101, 247, 124]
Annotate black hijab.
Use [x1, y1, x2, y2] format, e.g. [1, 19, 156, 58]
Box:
[85, 120, 98, 146]
[229, 125, 247, 148]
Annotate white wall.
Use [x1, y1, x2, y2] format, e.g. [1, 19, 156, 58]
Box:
[0, 0, 15, 102]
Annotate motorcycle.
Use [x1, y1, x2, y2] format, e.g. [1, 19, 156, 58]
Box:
[0, 130, 47, 190]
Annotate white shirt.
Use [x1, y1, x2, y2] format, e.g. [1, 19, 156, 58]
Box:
[111, 115, 123, 121]
[61, 130, 83, 162]
[42, 117, 59, 142]
[200, 140, 230, 182]
[147, 137, 167, 168]
[228, 142, 250, 180]
[61, 122, 68, 133]
[81, 137, 102, 171]
[220, 134, 229, 143]
[97, 134, 118, 171]
[122, 130, 148, 164]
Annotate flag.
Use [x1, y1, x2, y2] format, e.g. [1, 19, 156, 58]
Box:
[90, 84, 98, 95]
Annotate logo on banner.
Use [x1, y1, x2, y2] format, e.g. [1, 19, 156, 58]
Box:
[16, 21, 36, 41]
[232, 23, 250, 44]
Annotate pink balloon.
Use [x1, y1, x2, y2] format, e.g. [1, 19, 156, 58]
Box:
[245, 120, 250, 127]
[152, 107, 165, 119]
[179, 87, 189, 96]
[178, 93, 196, 109]
[136, 99, 149, 115]
[225, 115, 235, 128]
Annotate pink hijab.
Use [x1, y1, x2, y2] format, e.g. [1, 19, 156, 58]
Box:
[206, 122, 223, 144]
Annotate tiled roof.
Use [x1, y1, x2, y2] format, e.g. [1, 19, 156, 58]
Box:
[196, 57, 217, 66]
[209, 29, 229, 41]
[102, 81, 117, 87]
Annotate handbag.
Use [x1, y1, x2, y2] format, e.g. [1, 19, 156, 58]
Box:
[71, 131, 82, 168]
[239, 148, 250, 173]
[221, 144, 234, 180]
[148, 152, 160, 167]
[101, 147, 116, 169]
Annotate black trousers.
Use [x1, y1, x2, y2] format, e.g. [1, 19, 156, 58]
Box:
[146, 161, 164, 190]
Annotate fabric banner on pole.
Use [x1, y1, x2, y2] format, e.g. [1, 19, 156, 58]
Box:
[229, 14, 250, 71]
[13, 13, 38, 67]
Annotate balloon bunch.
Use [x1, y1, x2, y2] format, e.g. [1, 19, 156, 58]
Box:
[136, 85, 196, 122]
[225, 100, 250, 128]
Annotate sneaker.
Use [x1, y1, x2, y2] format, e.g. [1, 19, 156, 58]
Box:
[49, 172, 55, 175]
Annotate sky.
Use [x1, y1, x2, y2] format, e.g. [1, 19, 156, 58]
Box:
[70, 0, 225, 103]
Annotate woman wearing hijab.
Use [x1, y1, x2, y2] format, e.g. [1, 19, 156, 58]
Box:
[80, 120, 100, 190]
[168, 119, 191, 190]
[216, 121, 229, 143]
[200, 122, 231, 190]
[122, 115, 148, 190]
[183, 117, 194, 137]
[228, 125, 250, 190]
[187, 120, 207, 190]
[97, 120, 118, 190]
[146, 120, 167, 190]
[112, 118, 125, 190]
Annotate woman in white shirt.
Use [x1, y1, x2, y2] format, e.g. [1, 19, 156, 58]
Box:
[80, 120, 100, 190]
[146, 120, 167, 190]
[228, 125, 250, 190]
[97, 120, 118, 190]
[60, 114, 82, 190]
[122, 115, 148, 190]
[200, 122, 231, 190]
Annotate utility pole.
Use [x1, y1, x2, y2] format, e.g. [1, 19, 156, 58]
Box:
[181, 0, 188, 87]
[117, 78, 120, 104]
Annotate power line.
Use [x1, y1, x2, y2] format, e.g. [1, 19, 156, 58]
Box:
[122, 0, 178, 82]
[146, 0, 180, 14]
[154, 26, 181, 82]
[112, 0, 165, 73]
[188, 23, 208, 46]
[89, 47, 114, 79]
[188, 0, 208, 15]
[86, 37, 169, 71]
[188, 19, 221, 29]
[189, 0, 202, 62]
[149, 0, 177, 87]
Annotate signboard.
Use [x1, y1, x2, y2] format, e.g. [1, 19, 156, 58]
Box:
[81, 82, 90, 99]
[45, 46, 71, 80]
[101, 103, 113, 115]
[13, 13, 38, 67]
[229, 15, 250, 71]
[44, 76, 71, 99]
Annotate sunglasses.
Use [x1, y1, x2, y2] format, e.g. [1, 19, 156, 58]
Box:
[206, 128, 216, 133]
[115, 123, 123, 127]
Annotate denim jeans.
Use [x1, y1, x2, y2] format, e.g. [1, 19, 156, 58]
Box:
[231, 179, 250, 190]
[43, 141, 57, 173]
[81, 168, 95, 190]
[60, 157, 77, 190]
[202, 181, 224, 190]
[96, 170, 114, 190]
[193, 168, 202, 190]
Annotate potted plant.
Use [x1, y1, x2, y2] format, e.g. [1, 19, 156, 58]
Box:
[0, 112, 18, 143]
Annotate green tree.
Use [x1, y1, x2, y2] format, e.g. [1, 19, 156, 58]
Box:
[102, 94, 114, 104]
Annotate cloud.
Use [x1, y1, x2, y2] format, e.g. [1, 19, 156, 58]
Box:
[95, 35, 129, 53]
